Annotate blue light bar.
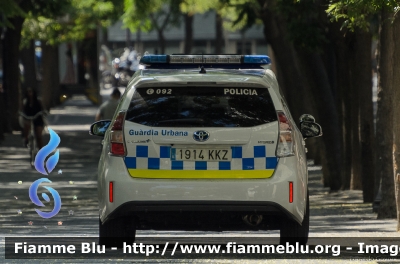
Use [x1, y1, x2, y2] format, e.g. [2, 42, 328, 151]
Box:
[243, 55, 271, 64]
[140, 55, 168, 64]
[169, 55, 243, 64]
[139, 54, 271, 68]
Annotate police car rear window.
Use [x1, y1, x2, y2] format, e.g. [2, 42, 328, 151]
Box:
[125, 87, 277, 127]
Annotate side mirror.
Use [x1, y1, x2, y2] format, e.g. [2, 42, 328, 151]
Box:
[299, 114, 316, 123]
[300, 121, 323, 138]
[89, 120, 111, 137]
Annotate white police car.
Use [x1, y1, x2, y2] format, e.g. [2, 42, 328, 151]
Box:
[90, 54, 322, 247]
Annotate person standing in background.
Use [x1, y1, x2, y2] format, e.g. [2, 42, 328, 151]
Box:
[95, 88, 121, 121]
[21, 87, 45, 149]
[62, 43, 76, 84]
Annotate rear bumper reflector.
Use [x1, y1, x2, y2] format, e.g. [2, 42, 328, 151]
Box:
[109, 182, 114, 203]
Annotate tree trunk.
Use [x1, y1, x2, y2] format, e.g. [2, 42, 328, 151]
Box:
[259, 1, 335, 188]
[391, 11, 400, 230]
[126, 29, 131, 48]
[20, 40, 38, 93]
[76, 32, 100, 105]
[4, 16, 24, 131]
[157, 29, 166, 54]
[328, 22, 373, 196]
[377, 9, 396, 219]
[353, 29, 375, 202]
[150, 11, 169, 55]
[349, 32, 362, 191]
[86, 31, 100, 104]
[100, 27, 109, 47]
[0, 90, 5, 140]
[77, 42, 86, 85]
[215, 12, 223, 54]
[136, 29, 142, 54]
[184, 13, 193, 54]
[240, 30, 246, 54]
[0, 28, 6, 141]
[337, 36, 353, 190]
[327, 21, 353, 189]
[41, 43, 60, 110]
[273, 42, 321, 166]
[296, 50, 343, 191]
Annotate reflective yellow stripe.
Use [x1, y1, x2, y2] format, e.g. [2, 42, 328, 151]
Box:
[127, 169, 274, 179]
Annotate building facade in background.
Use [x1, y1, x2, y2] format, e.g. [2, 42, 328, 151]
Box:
[107, 11, 270, 56]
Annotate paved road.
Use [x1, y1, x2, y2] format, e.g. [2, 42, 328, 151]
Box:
[0, 95, 397, 263]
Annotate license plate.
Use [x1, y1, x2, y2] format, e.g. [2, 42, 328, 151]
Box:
[171, 148, 231, 161]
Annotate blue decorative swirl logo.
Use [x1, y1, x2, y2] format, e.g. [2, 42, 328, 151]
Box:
[29, 178, 62, 219]
[30, 128, 62, 219]
[34, 128, 60, 175]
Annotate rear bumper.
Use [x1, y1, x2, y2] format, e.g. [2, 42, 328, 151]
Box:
[98, 155, 307, 226]
[102, 201, 294, 231]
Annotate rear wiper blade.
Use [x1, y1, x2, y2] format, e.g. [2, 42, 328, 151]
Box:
[158, 118, 205, 125]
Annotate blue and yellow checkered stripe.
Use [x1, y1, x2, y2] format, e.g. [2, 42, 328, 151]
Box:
[124, 146, 278, 179]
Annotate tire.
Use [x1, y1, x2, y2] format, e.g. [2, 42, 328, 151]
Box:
[280, 191, 309, 245]
[99, 217, 136, 248]
[29, 134, 36, 167]
[31, 149, 38, 167]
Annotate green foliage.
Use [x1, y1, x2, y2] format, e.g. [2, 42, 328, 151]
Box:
[21, 0, 123, 46]
[224, 0, 327, 51]
[0, 0, 26, 27]
[122, 0, 166, 32]
[22, 15, 64, 46]
[219, 0, 263, 32]
[72, 0, 119, 28]
[277, 0, 328, 52]
[230, 0, 260, 30]
[179, 0, 217, 15]
[326, 0, 400, 31]
[122, 0, 218, 33]
[20, 0, 71, 17]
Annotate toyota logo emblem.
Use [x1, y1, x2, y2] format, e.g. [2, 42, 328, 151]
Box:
[193, 131, 210, 142]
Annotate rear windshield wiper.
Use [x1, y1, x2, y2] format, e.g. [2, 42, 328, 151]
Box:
[157, 118, 205, 125]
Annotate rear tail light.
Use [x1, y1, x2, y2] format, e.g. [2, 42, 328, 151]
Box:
[289, 182, 293, 203]
[110, 111, 126, 156]
[276, 111, 295, 157]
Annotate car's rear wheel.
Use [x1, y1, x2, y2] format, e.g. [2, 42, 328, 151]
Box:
[99, 217, 136, 247]
[280, 192, 309, 245]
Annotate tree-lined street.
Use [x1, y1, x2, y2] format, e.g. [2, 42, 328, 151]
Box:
[2, 0, 400, 262]
[1, 1, 400, 215]
[0, 96, 398, 263]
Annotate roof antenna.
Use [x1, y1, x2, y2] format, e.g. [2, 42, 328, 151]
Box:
[199, 53, 206, 74]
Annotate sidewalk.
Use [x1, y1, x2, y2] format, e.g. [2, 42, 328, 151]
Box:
[308, 168, 397, 236]
[0, 96, 101, 236]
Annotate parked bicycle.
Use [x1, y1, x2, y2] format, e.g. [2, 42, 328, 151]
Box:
[19, 111, 47, 166]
